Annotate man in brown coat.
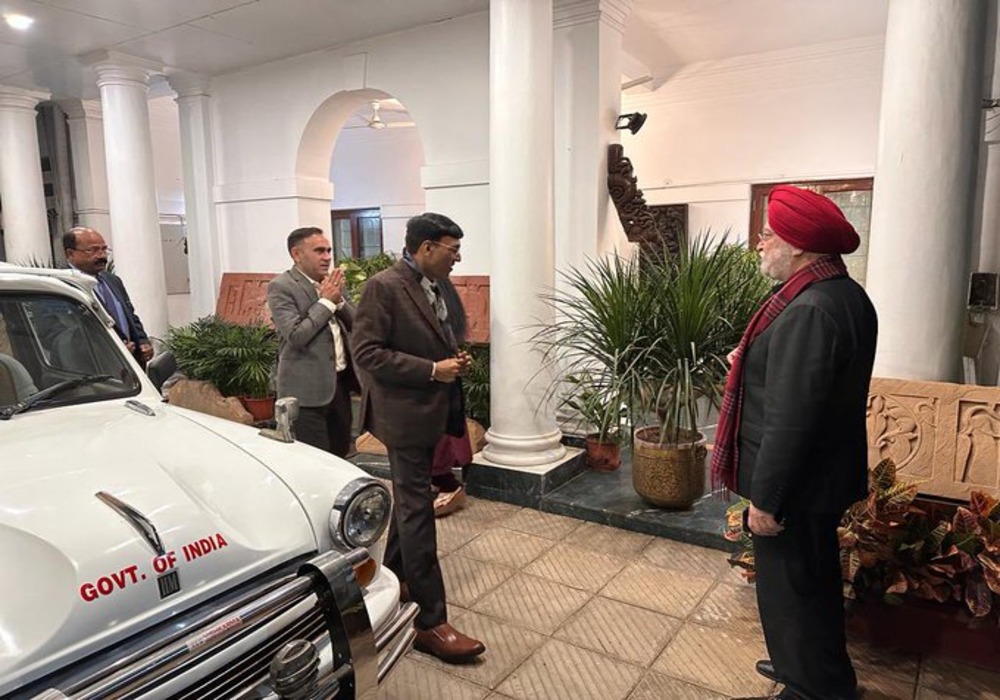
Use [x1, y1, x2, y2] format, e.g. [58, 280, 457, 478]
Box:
[350, 212, 485, 662]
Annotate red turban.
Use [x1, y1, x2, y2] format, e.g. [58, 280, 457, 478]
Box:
[767, 185, 860, 255]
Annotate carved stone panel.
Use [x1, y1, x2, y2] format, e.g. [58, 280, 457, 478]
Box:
[868, 377, 1000, 500]
[450, 275, 490, 344]
[216, 273, 276, 325]
[213, 271, 491, 344]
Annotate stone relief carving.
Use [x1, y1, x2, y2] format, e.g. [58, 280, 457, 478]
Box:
[866, 392, 936, 476]
[867, 378, 1000, 500]
[955, 400, 1000, 488]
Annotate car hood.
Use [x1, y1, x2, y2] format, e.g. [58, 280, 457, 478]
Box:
[0, 400, 317, 692]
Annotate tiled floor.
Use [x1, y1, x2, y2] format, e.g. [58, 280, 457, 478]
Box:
[376, 493, 1000, 700]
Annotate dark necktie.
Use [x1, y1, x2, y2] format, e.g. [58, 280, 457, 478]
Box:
[96, 277, 131, 341]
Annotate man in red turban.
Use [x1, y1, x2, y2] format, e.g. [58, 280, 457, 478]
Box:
[717, 186, 877, 700]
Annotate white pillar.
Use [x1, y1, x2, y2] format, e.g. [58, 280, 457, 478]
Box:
[482, 0, 566, 467]
[170, 73, 220, 318]
[61, 99, 113, 244]
[974, 14, 1000, 385]
[0, 86, 51, 264]
[91, 53, 169, 339]
[553, 0, 631, 275]
[866, 0, 988, 382]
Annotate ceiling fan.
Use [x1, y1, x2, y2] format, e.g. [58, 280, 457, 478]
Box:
[364, 100, 415, 130]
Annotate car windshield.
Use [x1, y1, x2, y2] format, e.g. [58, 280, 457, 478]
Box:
[0, 292, 141, 412]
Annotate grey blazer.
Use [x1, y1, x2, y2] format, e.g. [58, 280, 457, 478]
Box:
[266, 268, 354, 407]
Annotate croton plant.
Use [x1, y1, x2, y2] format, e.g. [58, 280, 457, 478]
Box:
[724, 458, 1000, 620]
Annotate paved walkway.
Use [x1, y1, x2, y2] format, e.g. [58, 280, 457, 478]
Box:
[375, 493, 996, 700]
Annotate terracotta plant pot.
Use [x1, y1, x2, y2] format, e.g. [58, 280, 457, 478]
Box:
[585, 435, 621, 471]
[632, 426, 706, 508]
[239, 395, 275, 423]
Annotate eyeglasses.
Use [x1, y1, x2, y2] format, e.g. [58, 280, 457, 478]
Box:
[429, 240, 461, 256]
[759, 229, 776, 242]
[72, 246, 111, 255]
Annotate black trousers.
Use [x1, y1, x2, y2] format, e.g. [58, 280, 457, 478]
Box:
[295, 370, 353, 458]
[754, 512, 857, 700]
[384, 443, 447, 630]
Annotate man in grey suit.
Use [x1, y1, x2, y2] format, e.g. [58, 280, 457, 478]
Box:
[351, 212, 485, 663]
[267, 227, 355, 457]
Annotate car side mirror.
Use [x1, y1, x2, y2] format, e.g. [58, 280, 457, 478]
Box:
[260, 397, 298, 443]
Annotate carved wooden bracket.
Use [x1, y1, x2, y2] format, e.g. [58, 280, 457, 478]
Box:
[607, 144, 687, 256]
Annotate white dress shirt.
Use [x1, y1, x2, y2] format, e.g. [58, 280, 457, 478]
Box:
[294, 267, 347, 373]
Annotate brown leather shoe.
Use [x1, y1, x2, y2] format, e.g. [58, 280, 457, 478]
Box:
[414, 622, 485, 663]
[434, 486, 466, 518]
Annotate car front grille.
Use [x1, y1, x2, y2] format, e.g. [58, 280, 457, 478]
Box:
[24, 549, 380, 700]
[168, 607, 327, 700]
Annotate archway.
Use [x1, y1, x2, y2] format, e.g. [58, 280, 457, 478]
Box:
[296, 88, 425, 259]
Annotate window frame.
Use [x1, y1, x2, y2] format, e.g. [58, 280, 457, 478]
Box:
[330, 208, 384, 261]
[749, 177, 874, 248]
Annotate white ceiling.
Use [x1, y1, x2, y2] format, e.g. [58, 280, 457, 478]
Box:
[0, 0, 889, 100]
[626, 0, 888, 81]
[0, 0, 488, 98]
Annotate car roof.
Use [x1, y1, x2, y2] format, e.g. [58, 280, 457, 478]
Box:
[0, 265, 97, 299]
[0, 265, 115, 328]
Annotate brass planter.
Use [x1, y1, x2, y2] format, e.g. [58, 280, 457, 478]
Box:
[632, 426, 707, 509]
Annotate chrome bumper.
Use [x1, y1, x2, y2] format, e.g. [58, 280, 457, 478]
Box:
[375, 602, 419, 683]
[27, 550, 414, 700]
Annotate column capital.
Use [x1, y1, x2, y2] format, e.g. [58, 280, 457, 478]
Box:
[0, 85, 50, 113]
[83, 50, 163, 89]
[554, 0, 632, 33]
[167, 71, 211, 100]
[58, 98, 102, 121]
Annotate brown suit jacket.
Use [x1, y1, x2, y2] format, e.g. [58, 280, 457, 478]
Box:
[350, 261, 458, 448]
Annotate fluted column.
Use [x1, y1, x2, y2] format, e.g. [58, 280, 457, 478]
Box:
[866, 0, 988, 381]
[170, 73, 221, 318]
[0, 86, 51, 264]
[553, 0, 632, 276]
[91, 52, 169, 339]
[61, 99, 113, 244]
[482, 0, 566, 467]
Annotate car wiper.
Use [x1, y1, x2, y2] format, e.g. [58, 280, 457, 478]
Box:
[0, 374, 114, 420]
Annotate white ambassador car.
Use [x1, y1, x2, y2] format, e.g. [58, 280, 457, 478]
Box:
[0, 265, 416, 699]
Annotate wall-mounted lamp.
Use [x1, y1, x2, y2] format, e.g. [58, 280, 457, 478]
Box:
[615, 112, 647, 135]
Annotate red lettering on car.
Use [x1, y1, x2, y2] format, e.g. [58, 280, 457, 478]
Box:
[79, 564, 144, 602]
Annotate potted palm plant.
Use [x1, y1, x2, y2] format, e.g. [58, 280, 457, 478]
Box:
[562, 372, 626, 471]
[534, 235, 769, 507]
[166, 316, 279, 421]
[630, 237, 770, 507]
[532, 252, 653, 464]
[632, 235, 769, 508]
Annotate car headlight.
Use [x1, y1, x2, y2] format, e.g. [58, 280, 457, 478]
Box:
[329, 478, 391, 549]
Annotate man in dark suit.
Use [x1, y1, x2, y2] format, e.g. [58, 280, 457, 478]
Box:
[351, 212, 485, 663]
[713, 186, 878, 700]
[64, 227, 153, 367]
[267, 227, 355, 457]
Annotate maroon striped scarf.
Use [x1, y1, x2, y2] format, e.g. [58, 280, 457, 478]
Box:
[710, 255, 849, 495]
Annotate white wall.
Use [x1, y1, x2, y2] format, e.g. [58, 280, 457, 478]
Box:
[210, 11, 490, 275]
[621, 36, 885, 243]
[330, 125, 425, 255]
